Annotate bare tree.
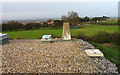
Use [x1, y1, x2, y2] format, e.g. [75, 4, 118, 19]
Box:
[61, 11, 81, 26]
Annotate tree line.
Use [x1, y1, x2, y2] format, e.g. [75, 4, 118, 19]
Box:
[2, 21, 41, 31]
[2, 20, 63, 32]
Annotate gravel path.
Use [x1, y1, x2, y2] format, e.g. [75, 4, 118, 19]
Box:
[1, 38, 118, 73]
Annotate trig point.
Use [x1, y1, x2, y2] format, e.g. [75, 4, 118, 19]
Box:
[62, 22, 71, 40]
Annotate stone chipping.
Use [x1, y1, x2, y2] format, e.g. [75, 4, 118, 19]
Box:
[1, 38, 118, 73]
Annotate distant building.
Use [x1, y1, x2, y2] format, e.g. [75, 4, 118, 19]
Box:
[51, 20, 54, 24]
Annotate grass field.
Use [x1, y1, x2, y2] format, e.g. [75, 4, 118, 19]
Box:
[100, 20, 118, 24]
[3, 25, 119, 39]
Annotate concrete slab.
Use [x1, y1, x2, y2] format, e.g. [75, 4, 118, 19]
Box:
[41, 35, 52, 43]
[85, 49, 104, 57]
[0, 33, 9, 41]
[0, 33, 9, 45]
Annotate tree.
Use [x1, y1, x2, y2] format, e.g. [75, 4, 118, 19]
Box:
[83, 16, 89, 22]
[61, 11, 81, 26]
[4, 21, 24, 31]
[68, 11, 79, 19]
[91, 16, 110, 22]
[102, 16, 110, 21]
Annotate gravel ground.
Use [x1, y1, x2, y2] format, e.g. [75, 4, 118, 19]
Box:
[0, 45, 2, 73]
[1, 38, 118, 73]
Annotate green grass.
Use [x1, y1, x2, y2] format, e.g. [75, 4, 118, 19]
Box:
[3, 25, 119, 39]
[77, 25, 119, 36]
[89, 42, 120, 72]
[4, 29, 62, 39]
[100, 20, 118, 24]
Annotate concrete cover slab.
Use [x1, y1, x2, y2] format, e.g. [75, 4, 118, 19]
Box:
[0, 33, 9, 45]
[0, 33, 9, 41]
[62, 22, 71, 40]
[85, 49, 104, 57]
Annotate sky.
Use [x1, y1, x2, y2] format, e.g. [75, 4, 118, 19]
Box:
[1, 0, 119, 21]
[2, 0, 119, 2]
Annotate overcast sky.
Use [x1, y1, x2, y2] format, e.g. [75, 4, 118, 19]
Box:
[2, 0, 119, 2]
[1, 1, 119, 21]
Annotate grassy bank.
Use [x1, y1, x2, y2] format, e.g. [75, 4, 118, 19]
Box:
[89, 42, 120, 72]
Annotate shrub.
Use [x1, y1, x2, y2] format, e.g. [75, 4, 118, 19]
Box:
[91, 31, 111, 43]
[90, 31, 120, 46]
[111, 32, 120, 45]
[76, 31, 120, 46]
